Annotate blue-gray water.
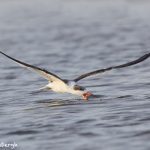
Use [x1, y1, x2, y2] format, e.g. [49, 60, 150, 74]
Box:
[0, 0, 150, 150]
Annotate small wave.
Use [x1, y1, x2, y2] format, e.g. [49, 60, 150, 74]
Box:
[6, 130, 39, 136]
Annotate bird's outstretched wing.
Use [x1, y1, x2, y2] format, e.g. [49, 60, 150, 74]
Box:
[0, 51, 65, 83]
[74, 53, 150, 82]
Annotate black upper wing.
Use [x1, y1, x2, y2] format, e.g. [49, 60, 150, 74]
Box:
[0, 51, 65, 83]
[74, 53, 150, 82]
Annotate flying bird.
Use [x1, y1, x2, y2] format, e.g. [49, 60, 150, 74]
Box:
[0, 51, 150, 100]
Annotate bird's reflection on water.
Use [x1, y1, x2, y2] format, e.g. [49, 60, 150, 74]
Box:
[36, 96, 104, 107]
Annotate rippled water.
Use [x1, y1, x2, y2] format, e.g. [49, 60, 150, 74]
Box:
[0, 0, 150, 150]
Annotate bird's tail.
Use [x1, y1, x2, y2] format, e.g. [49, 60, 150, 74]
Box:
[38, 85, 51, 91]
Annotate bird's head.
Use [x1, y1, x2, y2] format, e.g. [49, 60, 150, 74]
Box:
[82, 91, 93, 100]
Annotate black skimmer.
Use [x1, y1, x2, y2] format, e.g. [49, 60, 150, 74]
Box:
[0, 51, 150, 100]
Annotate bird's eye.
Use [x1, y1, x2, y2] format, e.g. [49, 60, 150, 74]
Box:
[73, 85, 85, 91]
[73, 85, 80, 90]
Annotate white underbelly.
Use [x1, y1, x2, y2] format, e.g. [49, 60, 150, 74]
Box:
[48, 82, 84, 96]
